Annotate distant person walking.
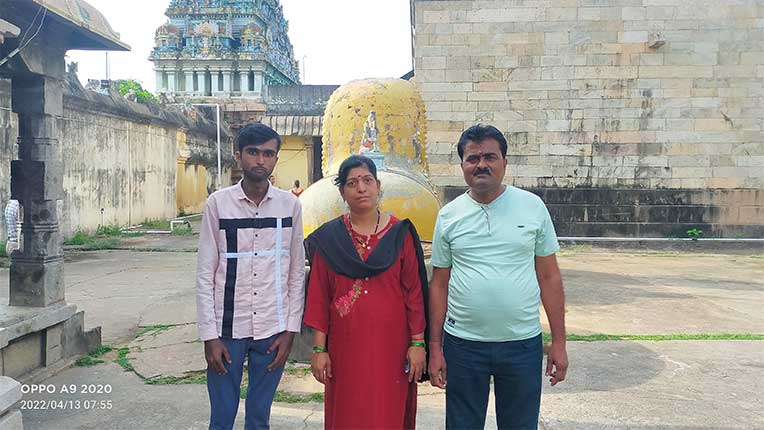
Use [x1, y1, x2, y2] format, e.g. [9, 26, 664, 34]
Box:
[290, 179, 304, 197]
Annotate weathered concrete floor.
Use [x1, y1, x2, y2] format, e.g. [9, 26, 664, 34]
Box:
[552, 251, 764, 335]
[20, 363, 483, 430]
[2, 248, 763, 429]
[19, 340, 764, 430]
[0, 251, 197, 344]
[540, 340, 764, 430]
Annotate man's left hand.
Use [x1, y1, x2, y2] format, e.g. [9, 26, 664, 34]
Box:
[267, 331, 295, 372]
[546, 341, 568, 386]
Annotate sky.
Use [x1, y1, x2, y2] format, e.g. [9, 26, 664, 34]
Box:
[67, 0, 414, 90]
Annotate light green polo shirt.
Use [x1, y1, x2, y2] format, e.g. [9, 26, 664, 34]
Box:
[431, 186, 560, 342]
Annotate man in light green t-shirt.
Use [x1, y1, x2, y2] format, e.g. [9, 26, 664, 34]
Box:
[428, 124, 568, 430]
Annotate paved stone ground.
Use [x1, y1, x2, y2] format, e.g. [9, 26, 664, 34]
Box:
[1, 240, 763, 429]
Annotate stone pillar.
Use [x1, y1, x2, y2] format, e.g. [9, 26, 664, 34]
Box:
[184, 71, 194, 96]
[199, 70, 207, 97]
[211, 71, 220, 96]
[155, 70, 164, 93]
[10, 75, 65, 307]
[245, 71, 253, 95]
[241, 73, 246, 95]
[222, 71, 232, 95]
[167, 71, 177, 94]
[253, 72, 264, 97]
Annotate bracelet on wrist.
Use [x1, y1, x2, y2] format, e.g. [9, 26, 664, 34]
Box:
[409, 341, 426, 348]
[312, 345, 327, 353]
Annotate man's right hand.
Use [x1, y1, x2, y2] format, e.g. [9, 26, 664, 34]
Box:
[204, 339, 232, 375]
[428, 343, 447, 389]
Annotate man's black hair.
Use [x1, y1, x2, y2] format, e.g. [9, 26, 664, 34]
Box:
[333, 155, 378, 188]
[294, 179, 301, 187]
[456, 124, 508, 160]
[237, 123, 282, 153]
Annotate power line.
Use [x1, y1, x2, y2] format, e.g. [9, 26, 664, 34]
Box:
[17, 5, 44, 46]
[0, 7, 47, 68]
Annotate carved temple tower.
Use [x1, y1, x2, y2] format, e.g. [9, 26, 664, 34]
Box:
[149, 0, 300, 101]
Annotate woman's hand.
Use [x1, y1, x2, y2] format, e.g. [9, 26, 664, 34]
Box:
[311, 352, 332, 384]
[406, 346, 426, 383]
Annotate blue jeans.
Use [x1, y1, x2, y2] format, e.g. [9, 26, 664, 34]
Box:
[444, 332, 543, 430]
[207, 334, 285, 430]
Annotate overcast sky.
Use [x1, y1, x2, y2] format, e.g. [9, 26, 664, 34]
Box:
[67, 0, 414, 90]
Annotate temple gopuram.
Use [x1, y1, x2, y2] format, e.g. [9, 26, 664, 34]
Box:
[149, 0, 300, 100]
[149, 0, 338, 189]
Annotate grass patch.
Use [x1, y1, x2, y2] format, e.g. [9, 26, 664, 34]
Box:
[65, 229, 123, 250]
[248, 390, 323, 403]
[75, 356, 104, 366]
[172, 227, 195, 236]
[284, 366, 312, 377]
[90, 344, 114, 356]
[74, 344, 113, 367]
[115, 348, 134, 372]
[543, 333, 764, 343]
[81, 238, 121, 251]
[751, 255, 764, 260]
[141, 219, 171, 230]
[64, 231, 90, 246]
[64, 219, 194, 248]
[97, 225, 124, 236]
[137, 324, 177, 337]
[145, 373, 207, 385]
[140, 218, 195, 235]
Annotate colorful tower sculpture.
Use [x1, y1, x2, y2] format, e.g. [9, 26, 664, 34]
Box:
[149, 0, 300, 100]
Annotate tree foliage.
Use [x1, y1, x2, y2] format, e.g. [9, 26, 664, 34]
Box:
[117, 80, 157, 104]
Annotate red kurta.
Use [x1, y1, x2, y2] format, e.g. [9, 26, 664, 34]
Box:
[304, 215, 426, 429]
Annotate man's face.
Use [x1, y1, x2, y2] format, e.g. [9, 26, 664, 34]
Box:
[235, 139, 279, 182]
[460, 138, 507, 192]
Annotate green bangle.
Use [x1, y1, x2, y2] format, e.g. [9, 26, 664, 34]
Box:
[312, 346, 327, 353]
[409, 341, 426, 348]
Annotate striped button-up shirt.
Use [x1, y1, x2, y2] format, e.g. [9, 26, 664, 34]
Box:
[4, 200, 19, 242]
[196, 182, 305, 341]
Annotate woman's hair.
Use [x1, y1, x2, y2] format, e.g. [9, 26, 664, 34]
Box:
[334, 155, 378, 188]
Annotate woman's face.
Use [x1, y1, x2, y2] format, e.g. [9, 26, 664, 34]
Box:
[340, 165, 381, 212]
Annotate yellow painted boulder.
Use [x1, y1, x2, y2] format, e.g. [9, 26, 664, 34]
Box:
[301, 78, 442, 241]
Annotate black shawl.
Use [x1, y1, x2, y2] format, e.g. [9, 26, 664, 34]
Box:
[305, 216, 430, 381]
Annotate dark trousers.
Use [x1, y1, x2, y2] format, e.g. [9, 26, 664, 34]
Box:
[207, 334, 285, 430]
[444, 332, 543, 430]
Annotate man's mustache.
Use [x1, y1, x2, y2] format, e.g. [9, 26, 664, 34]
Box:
[474, 169, 490, 176]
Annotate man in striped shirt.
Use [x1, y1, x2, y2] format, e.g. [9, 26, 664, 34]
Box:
[4, 199, 20, 256]
[196, 123, 305, 430]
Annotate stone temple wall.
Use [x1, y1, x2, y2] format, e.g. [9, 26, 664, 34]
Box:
[60, 110, 180, 235]
[3, 74, 228, 240]
[59, 74, 229, 237]
[0, 78, 18, 243]
[413, 0, 764, 237]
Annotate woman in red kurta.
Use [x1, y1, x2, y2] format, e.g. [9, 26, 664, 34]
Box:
[304, 155, 429, 429]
